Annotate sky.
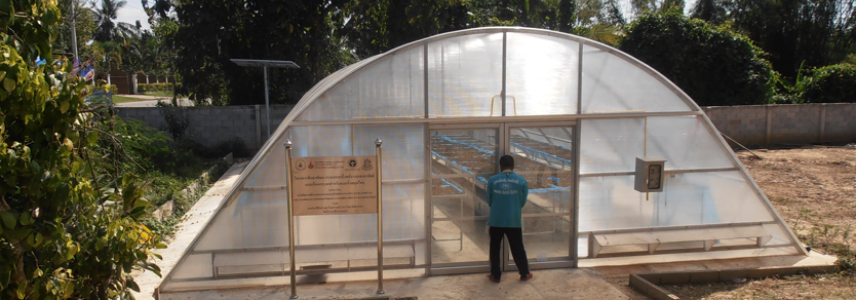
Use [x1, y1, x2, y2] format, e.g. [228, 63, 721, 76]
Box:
[111, 0, 700, 33]
[112, 0, 151, 31]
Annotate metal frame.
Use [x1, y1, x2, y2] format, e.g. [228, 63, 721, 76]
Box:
[158, 28, 806, 294]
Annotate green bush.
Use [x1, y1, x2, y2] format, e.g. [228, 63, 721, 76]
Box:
[619, 12, 775, 106]
[138, 82, 182, 94]
[802, 64, 856, 103]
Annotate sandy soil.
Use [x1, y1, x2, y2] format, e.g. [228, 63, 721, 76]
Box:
[662, 146, 856, 299]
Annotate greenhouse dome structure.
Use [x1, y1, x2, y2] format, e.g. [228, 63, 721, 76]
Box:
[160, 27, 806, 293]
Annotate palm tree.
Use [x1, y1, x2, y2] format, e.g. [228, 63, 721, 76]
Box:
[92, 0, 139, 44]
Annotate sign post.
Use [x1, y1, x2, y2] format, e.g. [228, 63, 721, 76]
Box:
[284, 140, 298, 299]
[284, 139, 384, 297]
[376, 138, 384, 295]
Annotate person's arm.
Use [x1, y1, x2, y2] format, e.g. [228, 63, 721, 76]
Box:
[520, 177, 529, 208]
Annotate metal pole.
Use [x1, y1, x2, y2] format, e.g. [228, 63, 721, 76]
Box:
[284, 140, 298, 299]
[376, 138, 385, 295]
[264, 66, 271, 138]
[70, 0, 79, 61]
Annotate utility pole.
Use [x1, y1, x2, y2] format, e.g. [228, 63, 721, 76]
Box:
[70, 0, 79, 61]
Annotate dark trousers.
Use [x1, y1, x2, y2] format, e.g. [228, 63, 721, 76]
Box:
[489, 226, 530, 279]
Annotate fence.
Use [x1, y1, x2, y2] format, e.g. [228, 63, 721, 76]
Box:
[115, 103, 856, 155]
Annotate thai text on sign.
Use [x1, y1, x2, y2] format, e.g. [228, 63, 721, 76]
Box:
[291, 156, 378, 216]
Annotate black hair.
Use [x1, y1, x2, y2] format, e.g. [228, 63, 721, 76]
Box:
[499, 155, 514, 169]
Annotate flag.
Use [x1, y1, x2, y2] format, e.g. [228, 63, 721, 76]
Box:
[82, 65, 95, 81]
[71, 58, 81, 76]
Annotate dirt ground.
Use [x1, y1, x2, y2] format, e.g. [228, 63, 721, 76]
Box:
[661, 146, 856, 299]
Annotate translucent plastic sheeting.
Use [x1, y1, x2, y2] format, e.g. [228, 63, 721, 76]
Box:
[297, 46, 425, 121]
[294, 183, 424, 244]
[354, 124, 425, 181]
[244, 125, 352, 187]
[580, 44, 692, 114]
[194, 189, 290, 251]
[646, 115, 734, 170]
[505, 32, 579, 116]
[428, 33, 504, 117]
[171, 254, 213, 280]
[579, 171, 777, 232]
[579, 118, 645, 174]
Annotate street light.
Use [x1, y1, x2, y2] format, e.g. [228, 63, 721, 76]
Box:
[230, 59, 300, 139]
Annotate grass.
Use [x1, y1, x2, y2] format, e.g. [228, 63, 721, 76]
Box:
[112, 95, 149, 103]
[145, 91, 175, 97]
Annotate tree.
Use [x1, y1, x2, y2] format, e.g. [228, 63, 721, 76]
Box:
[690, 0, 728, 24]
[55, 0, 98, 57]
[619, 12, 775, 106]
[92, 0, 138, 44]
[1, 1, 162, 299]
[727, 0, 856, 78]
[802, 64, 856, 103]
[165, 0, 358, 105]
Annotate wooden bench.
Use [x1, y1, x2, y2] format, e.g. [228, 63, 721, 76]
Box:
[588, 224, 772, 258]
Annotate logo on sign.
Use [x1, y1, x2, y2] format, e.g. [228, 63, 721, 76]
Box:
[308, 161, 315, 169]
[348, 159, 358, 169]
[362, 158, 373, 171]
[295, 159, 307, 171]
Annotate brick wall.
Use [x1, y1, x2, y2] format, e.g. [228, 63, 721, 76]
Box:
[116, 103, 855, 156]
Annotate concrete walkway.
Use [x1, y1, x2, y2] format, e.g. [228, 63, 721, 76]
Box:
[131, 161, 249, 300]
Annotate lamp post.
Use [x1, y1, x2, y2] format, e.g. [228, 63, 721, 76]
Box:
[230, 59, 300, 139]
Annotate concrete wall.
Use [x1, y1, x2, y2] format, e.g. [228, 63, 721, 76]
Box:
[116, 103, 855, 155]
[703, 103, 856, 147]
[114, 105, 295, 153]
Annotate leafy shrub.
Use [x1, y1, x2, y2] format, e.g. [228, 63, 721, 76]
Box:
[1, 2, 164, 299]
[802, 64, 856, 103]
[619, 12, 775, 106]
[138, 82, 182, 94]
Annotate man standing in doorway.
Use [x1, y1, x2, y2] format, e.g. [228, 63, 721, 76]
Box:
[487, 155, 533, 282]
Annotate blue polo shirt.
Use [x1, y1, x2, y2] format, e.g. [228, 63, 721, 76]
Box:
[486, 170, 529, 228]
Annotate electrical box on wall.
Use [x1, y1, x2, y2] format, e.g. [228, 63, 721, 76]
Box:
[635, 157, 666, 192]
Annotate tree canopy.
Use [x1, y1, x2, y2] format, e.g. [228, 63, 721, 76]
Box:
[619, 12, 775, 106]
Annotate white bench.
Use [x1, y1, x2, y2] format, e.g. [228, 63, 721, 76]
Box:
[588, 224, 772, 258]
[212, 241, 417, 278]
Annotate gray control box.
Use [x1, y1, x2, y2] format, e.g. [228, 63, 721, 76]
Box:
[634, 157, 666, 192]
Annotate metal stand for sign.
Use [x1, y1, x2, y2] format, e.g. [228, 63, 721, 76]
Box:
[376, 138, 385, 295]
[284, 140, 298, 299]
[283, 139, 384, 298]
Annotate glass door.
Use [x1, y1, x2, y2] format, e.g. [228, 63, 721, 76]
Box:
[504, 125, 575, 270]
[429, 126, 499, 273]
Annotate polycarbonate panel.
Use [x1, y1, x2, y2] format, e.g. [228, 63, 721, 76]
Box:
[505, 32, 579, 116]
[665, 171, 775, 224]
[170, 254, 213, 280]
[646, 116, 734, 170]
[245, 125, 352, 187]
[354, 124, 425, 180]
[428, 33, 503, 117]
[579, 175, 652, 232]
[579, 118, 645, 174]
[293, 183, 425, 245]
[297, 46, 424, 121]
[579, 171, 776, 233]
[195, 189, 290, 251]
[580, 44, 691, 113]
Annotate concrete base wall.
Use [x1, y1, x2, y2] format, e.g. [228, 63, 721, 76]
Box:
[116, 103, 855, 156]
[114, 105, 295, 153]
[703, 103, 855, 147]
